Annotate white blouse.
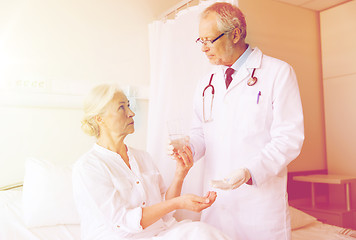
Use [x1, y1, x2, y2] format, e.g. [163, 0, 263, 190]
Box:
[72, 144, 230, 240]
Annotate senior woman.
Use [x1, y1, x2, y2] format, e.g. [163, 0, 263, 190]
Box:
[72, 84, 230, 240]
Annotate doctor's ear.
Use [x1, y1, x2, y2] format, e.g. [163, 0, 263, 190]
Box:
[232, 28, 241, 44]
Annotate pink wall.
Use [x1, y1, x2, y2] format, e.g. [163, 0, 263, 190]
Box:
[239, 0, 327, 172]
[320, 0, 356, 219]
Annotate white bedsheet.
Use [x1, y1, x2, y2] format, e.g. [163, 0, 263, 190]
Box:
[1, 189, 355, 240]
[0, 189, 80, 240]
[292, 221, 356, 240]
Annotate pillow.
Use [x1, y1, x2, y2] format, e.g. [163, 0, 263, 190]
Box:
[22, 157, 80, 227]
[289, 206, 317, 230]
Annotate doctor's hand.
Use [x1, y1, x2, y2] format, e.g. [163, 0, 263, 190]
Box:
[210, 168, 251, 190]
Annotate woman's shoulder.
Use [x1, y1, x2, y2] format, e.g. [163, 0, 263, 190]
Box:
[73, 146, 106, 174]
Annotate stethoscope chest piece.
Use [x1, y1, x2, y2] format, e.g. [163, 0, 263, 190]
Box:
[247, 77, 257, 86]
[247, 68, 258, 86]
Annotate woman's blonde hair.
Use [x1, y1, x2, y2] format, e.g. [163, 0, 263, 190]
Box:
[81, 84, 122, 138]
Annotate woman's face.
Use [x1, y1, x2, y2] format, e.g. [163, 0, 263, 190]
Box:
[100, 91, 135, 138]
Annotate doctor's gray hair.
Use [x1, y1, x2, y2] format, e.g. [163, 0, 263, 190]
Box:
[201, 2, 247, 40]
[81, 84, 123, 138]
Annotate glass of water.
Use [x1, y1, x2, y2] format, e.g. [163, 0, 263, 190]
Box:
[167, 119, 189, 153]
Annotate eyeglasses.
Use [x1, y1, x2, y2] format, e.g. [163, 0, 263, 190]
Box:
[195, 32, 225, 47]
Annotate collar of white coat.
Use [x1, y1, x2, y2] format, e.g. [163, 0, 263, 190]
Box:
[211, 47, 263, 75]
[211, 47, 263, 90]
[245, 47, 263, 69]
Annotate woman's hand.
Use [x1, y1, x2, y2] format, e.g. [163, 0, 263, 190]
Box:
[174, 145, 193, 178]
[165, 143, 193, 201]
[141, 191, 217, 229]
[176, 191, 217, 212]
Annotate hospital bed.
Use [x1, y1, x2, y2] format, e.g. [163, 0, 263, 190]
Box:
[0, 159, 355, 240]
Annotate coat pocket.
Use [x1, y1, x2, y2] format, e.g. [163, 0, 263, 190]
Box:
[235, 90, 269, 134]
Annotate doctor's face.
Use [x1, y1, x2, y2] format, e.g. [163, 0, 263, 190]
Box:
[100, 92, 135, 138]
[198, 13, 236, 66]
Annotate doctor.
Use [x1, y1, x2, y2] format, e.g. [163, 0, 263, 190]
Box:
[188, 2, 304, 240]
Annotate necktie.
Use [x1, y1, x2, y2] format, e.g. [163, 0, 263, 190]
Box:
[225, 67, 235, 89]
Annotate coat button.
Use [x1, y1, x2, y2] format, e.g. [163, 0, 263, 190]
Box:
[142, 201, 146, 206]
[136, 181, 140, 184]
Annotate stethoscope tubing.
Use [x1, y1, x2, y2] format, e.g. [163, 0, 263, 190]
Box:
[202, 74, 215, 122]
[202, 68, 258, 122]
[202, 74, 215, 97]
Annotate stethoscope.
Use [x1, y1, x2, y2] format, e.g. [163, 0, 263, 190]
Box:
[202, 68, 258, 123]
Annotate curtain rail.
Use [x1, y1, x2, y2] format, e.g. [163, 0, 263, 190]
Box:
[0, 182, 23, 191]
[158, 0, 238, 20]
[158, 0, 199, 20]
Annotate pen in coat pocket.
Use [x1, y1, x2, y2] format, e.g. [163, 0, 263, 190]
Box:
[257, 91, 261, 104]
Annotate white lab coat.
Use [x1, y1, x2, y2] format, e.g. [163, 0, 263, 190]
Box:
[72, 144, 231, 240]
[190, 47, 304, 240]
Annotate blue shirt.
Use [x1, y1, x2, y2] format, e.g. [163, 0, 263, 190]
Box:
[222, 44, 253, 73]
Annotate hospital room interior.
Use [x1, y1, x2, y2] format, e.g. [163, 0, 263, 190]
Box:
[1, 0, 356, 239]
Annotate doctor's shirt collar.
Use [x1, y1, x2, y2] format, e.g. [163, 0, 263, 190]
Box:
[221, 44, 253, 73]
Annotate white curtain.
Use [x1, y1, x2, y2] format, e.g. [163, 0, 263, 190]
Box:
[147, 0, 237, 221]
